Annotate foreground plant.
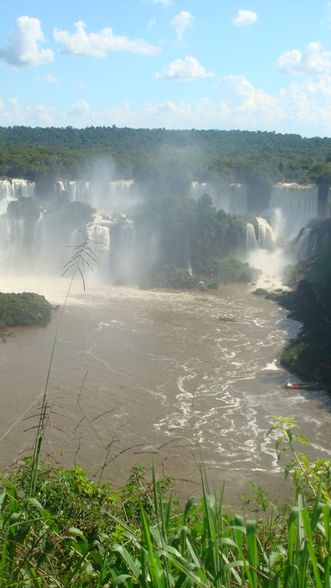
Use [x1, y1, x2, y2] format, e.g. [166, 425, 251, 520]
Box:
[0, 447, 330, 587]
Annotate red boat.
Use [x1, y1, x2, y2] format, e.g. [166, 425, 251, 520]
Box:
[285, 381, 321, 391]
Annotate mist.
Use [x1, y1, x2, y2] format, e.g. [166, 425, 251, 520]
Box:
[0, 155, 328, 290]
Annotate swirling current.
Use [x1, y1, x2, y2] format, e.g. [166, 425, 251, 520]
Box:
[0, 277, 330, 504]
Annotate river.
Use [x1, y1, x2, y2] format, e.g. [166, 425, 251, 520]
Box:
[0, 275, 330, 504]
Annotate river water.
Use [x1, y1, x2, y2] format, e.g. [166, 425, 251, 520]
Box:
[0, 275, 330, 504]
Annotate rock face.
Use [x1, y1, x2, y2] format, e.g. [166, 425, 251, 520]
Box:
[275, 236, 331, 392]
[294, 218, 331, 261]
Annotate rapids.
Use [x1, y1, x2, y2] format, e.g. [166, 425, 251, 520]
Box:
[0, 276, 330, 504]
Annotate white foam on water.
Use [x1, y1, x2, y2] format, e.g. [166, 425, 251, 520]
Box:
[262, 360, 280, 371]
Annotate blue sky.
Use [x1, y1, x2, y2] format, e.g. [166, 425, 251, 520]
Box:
[1, 0, 331, 135]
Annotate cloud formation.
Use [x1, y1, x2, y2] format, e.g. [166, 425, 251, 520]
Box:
[2, 73, 331, 136]
[0, 16, 54, 67]
[232, 9, 258, 27]
[68, 99, 91, 116]
[53, 20, 160, 56]
[0, 99, 54, 125]
[153, 0, 172, 5]
[43, 75, 58, 84]
[156, 55, 214, 80]
[276, 42, 331, 75]
[171, 11, 193, 42]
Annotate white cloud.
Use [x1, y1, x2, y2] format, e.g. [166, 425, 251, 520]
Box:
[53, 20, 160, 56]
[278, 75, 331, 133]
[232, 9, 258, 27]
[171, 11, 193, 42]
[68, 99, 91, 116]
[148, 18, 157, 30]
[276, 42, 331, 75]
[0, 99, 55, 125]
[153, 0, 172, 5]
[222, 75, 283, 123]
[2, 73, 331, 136]
[0, 16, 54, 67]
[43, 74, 58, 84]
[156, 55, 215, 80]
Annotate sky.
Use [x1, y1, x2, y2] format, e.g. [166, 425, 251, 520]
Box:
[1, 1, 331, 136]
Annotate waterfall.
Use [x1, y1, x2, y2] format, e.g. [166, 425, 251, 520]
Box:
[109, 216, 136, 282]
[190, 181, 216, 202]
[0, 179, 35, 215]
[255, 217, 275, 248]
[246, 223, 257, 249]
[245, 217, 285, 288]
[84, 213, 112, 279]
[269, 183, 318, 236]
[56, 180, 91, 203]
[56, 178, 136, 215]
[86, 213, 111, 248]
[294, 227, 317, 260]
[229, 183, 247, 214]
[246, 218, 275, 250]
[190, 181, 247, 214]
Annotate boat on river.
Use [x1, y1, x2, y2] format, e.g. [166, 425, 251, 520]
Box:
[285, 381, 321, 391]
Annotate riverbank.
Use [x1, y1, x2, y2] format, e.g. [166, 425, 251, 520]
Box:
[259, 252, 331, 393]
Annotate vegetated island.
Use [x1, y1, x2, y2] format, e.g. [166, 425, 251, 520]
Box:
[0, 291, 53, 332]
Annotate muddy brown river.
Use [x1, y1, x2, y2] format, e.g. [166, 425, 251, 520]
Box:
[0, 276, 330, 505]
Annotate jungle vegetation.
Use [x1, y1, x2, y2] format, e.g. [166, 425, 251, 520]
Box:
[1, 126, 331, 192]
[0, 292, 52, 330]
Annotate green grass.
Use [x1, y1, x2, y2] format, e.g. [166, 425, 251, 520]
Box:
[0, 457, 330, 587]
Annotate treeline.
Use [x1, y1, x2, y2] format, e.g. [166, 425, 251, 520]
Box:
[1, 126, 331, 187]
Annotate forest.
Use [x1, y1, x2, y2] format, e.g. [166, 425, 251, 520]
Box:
[1, 126, 331, 192]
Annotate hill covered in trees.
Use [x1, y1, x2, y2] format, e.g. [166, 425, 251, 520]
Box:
[1, 126, 331, 191]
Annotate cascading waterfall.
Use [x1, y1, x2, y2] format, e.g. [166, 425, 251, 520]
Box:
[0, 177, 139, 281]
[0, 179, 37, 269]
[85, 213, 112, 280]
[57, 178, 138, 281]
[245, 218, 275, 250]
[245, 217, 286, 289]
[109, 217, 136, 282]
[255, 217, 275, 248]
[0, 174, 325, 287]
[190, 181, 216, 202]
[268, 183, 318, 237]
[0, 179, 35, 215]
[56, 180, 91, 202]
[246, 223, 258, 249]
[294, 227, 317, 260]
[244, 183, 322, 286]
[190, 180, 247, 214]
